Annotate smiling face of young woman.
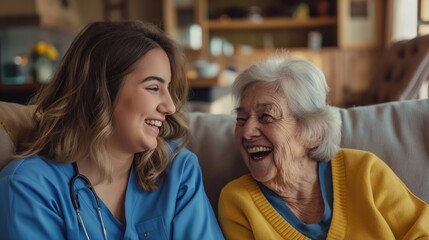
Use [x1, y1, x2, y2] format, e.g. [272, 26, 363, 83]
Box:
[110, 48, 176, 157]
[234, 82, 309, 185]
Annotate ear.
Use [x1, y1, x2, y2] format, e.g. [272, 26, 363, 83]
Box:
[297, 122, 322, 149]
[307, 133, 322, 149]
[301, 124, 323, 150]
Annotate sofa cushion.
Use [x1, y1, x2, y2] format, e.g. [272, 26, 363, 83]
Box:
[188, 113, 246, 210]
[339, 99, 429, 202]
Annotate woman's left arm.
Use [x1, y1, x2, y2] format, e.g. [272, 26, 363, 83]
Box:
[172, 152, 225, 240]
[372, 159, 429, 239]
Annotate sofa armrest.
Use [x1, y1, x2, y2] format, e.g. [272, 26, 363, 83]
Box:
[0, 101, 35, 169]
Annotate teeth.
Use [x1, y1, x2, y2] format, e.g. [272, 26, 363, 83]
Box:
[145, 120, 162, 127]
[247, 146, 272, 153]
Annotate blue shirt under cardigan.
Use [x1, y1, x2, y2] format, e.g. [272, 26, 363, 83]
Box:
[0, 142, 224, 240]
[258, 161, 333, 240]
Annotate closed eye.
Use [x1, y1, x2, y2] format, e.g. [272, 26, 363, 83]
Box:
[146, 85, 159, 91]
[236, 117, 247, 126]
[142, 76, 166, 92]
[260, 114, 275, 123]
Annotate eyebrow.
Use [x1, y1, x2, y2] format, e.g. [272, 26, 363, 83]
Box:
[235, 107, 244, 113]
[235, 102, 274, 113]
[141, 76, 166, 84]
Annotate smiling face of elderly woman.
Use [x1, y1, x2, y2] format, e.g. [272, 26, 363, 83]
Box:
[234, 81, 313, 185]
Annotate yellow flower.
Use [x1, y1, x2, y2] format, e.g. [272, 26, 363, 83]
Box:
[46, 47, 58, 60]
[31, 41, 58, 61]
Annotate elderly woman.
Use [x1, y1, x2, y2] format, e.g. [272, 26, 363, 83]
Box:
[218, 53, 429, 239]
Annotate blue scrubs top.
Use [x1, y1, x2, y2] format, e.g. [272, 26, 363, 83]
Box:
[258, 161, 333, 240]
[0, 142, 224, 240]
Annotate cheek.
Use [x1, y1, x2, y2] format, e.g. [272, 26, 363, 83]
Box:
[266, 124, 291, 147]
[267, 125, 299, 161]
[273, 121, 301, 144]
[112, 111, 130, 136]
[113, 104, 132, 125]
[234, 127, 250, 157]
[113, 100, 142, 133]
[117, 94, 147, 119]
[234, 126, 242, 144]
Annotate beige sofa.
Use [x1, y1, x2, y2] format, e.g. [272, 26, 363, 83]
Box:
[1, 99, 428, 213]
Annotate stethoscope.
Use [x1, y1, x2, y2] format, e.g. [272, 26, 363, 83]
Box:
[69, 162, 108, 240]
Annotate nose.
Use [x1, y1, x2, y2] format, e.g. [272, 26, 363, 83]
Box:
[241, 118, 261, 140]
[158, 91, 176, 115]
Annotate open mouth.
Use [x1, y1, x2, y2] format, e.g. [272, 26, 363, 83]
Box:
[247, 146, 272, 160]
[145, 119, 162, 128]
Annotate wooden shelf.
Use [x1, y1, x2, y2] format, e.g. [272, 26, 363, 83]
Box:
[188, 77, 220, 88]
[0, 82, 39, 104]
[0, 15, 40, 27]
[188, 72, 236, 88]
[0, 82, 37, 92]
[207, 17, 337, 30]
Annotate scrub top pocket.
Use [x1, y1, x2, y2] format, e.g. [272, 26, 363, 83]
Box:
[135, 216, 168, 239]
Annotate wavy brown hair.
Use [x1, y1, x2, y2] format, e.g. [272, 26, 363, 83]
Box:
[17, 21, 190, 191]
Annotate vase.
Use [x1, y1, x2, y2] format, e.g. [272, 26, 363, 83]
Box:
[31, 56, 54, 83]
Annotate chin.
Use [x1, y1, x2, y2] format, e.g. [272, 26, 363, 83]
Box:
[146, 143, 158, 150]
[251, 173, 269, 183]
[249, 167, 276, 183]
[139, 140, 158, 151]
[249, 169, 265, 181]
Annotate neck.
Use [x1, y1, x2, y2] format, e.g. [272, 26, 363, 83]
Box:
[279, 178, 324, 224]
[75, 151, 134, 184]
[263, 157, 324, 223]
[74, 151, 133, 225]
[265, 155, 318, 194]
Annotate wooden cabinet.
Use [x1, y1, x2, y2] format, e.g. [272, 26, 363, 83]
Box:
[0, 1, 38, 16]
[418, 0, 429, 36]
[339, 49, 382, 104]
[0, 2, 40, 27]
[163, 0, 385, 53]
[163, 0, 203, 50]
[163, 0, 384, 108]
[164, 0, 338, 54]
[202, 0, 338, 55]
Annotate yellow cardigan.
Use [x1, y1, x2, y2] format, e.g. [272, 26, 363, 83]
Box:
[218, 148, 429, 240]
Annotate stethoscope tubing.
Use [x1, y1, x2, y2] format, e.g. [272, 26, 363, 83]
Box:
[69, 162, 108, 240]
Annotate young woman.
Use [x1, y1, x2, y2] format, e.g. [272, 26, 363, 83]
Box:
[0, 21, 224, 240]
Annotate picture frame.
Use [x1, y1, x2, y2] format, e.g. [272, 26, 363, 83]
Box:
[338, 0, 383, 49]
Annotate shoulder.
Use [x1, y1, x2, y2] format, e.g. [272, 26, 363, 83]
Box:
[334, 148, 383, 166]
[1, 155, 48, 176]
[0, 155, 72, 184]
[333, 148, 394, 177]
[219, 174, 263, 214]
[336, 148, 378, 158]
[164, 142, 202, 184]
[221, 174, 255, 198]
[167, 141, 198, 168]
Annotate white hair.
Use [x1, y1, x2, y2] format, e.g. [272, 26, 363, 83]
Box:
[232, 52, 341, 161]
